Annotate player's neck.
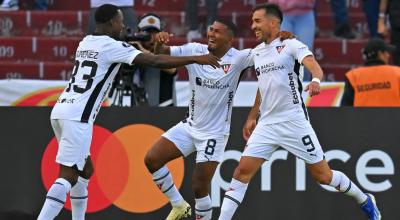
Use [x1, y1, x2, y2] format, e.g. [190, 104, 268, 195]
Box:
[211, 45, 231, 58]
[93, 25, 113, 37]
[264, 29, 280, 44]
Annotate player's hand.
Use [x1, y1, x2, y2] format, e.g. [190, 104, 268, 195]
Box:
[305, 81, 320, 97]
[155, 31, 173, 44]
[243, 118, 257, 141]
[195, 54, 220, 68]
[278, 31, 296, 41]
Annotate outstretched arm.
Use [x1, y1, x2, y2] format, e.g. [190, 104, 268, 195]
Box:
[132, 53, 220, 69]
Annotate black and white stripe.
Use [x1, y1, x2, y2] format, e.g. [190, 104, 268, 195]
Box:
[81, 63, 119, 123]
[293, 60, 309, 121]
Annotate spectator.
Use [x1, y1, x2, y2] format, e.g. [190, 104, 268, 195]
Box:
[186, 0, 218, 42]
[34, 0, 47, 10]
[378, 0, 400, 65]
[0, 0, 47, 10]
[88, 0, 137, 35]
[125, 13, 177, 106]
[341, 38, 400, 106]
[269, 0, 315, 80]
[0, 0, 18, 10]
[363, 0, 380, 38]
[329, 0, 356, 39]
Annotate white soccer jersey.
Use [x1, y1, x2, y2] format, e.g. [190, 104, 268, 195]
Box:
[252, 38, 313, 124]
[51, 35, 142, 123]
[170, 43, 253, 137]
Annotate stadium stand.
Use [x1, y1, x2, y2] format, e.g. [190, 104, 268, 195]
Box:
[0, 0, 369, 81]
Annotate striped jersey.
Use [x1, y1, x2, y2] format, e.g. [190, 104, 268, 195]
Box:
[170, 43, 253, 138]
[251, 38, 313, 124]
[51, 35, 142, 123]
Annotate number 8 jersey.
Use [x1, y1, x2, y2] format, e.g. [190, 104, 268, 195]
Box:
[51, 35, 142, 123]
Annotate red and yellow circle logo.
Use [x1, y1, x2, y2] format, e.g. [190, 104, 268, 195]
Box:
[41, 124, 184, 213]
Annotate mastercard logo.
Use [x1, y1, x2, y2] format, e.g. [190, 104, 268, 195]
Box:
[41, 124, 185, 213]
[13, 87, 109, 106]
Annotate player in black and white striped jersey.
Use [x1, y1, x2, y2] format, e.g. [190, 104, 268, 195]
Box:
[37, 4, 220, 220]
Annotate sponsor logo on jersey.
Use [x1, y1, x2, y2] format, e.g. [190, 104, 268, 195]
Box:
[195, 77, 229, 90]
[56, 98, 75, 104]
[221, 64, 231, 74]
[257, 62, 285, 75]
[288, 72, 300, 104]
[276, 45, 285, 53]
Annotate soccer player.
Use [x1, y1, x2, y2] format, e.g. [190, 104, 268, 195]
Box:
[143, 19, 251, 220]
[37, 4, 220, 220]
[144, 19, 293, 220]
[217, 4, 382, 220]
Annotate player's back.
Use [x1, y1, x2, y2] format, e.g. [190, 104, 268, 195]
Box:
[51, 35, 141, 123]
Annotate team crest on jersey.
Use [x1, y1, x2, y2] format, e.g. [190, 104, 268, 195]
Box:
[276, 45, 285, 53]
[221, 64, 231, 74]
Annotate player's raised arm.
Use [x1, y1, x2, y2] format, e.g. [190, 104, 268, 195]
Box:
[243, 89, 261, 140]
[132, 53, 220, 69]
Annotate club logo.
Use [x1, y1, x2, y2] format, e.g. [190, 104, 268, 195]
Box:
[276, 45, 285, 53]
[221, 64, 231, 74]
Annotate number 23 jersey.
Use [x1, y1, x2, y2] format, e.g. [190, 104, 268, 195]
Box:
[51, 35, 142, 123]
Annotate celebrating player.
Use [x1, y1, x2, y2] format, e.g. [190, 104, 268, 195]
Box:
[144, 19, 293, 220]
[37, 4, 220, 220]
[218, 4, 381, 220]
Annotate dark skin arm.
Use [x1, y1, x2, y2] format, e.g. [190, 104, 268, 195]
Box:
[132, 53, 220, 69]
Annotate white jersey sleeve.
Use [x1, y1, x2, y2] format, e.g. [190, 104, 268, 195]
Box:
[107, 41, 142, 64]
[239, 48, 254, 69]
[170, 42, 203, 56]
[287, 39, 313, 64]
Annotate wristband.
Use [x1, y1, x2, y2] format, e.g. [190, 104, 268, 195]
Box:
[379, 13, 386, 18]
[311, 78, 321, 84]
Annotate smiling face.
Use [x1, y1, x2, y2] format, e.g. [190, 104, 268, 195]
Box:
[251, 8, 280, 42]
[206, 21, 233, 52]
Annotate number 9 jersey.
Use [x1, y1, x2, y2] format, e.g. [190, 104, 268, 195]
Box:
[51, 35, 142, 123]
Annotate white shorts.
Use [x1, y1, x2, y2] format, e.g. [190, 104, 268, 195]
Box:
[242, 119, 324, 164]
[162, 121, 229, 163]
[51, 119, 92, 171]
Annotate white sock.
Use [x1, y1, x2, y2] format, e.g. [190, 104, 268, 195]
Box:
[329, 170, 368, 204]
[70, 177, 89, 220]
[38, 178, 71, 220]
[152, 166, 183, 206]
[218, 179, 249, 220]
[195, 195, 212, 220]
